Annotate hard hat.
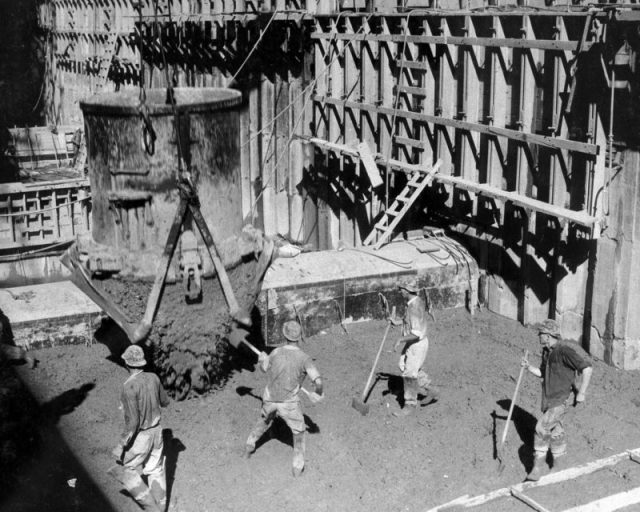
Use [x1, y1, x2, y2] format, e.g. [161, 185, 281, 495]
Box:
[282, 320, 302, 342]
[122, 344, 147, 367]
[536, 319, 561, 338]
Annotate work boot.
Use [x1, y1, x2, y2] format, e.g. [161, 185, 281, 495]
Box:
[393, 404, 417, 417]
[526, 455, 547, 481]
[552, 454, 567, 472]
[420, 387, 439, 405]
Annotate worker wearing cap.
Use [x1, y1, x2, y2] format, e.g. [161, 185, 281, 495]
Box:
[522, 318, 593, 481]
[392, 283, 436, 417]
[112, 344, 170, 512]
[244, 320, 323, 477]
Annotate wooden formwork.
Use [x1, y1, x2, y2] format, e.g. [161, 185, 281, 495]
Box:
[37, 1, 640, 345]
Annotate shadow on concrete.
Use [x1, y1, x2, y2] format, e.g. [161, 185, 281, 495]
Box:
[0, 366, 116, 512]
[495, 399, 538, 472]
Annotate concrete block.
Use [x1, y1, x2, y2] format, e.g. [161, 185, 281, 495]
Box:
[0, 281, 103, 349]
[257, 238, 479, 346]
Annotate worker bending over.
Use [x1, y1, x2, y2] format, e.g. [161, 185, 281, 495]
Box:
[522, 319, 593, 481]
[392, 283, 437, 417]
[245, 320, 323, 477]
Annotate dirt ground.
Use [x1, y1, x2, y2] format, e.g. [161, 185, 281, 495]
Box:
[3, 305, 640, 512]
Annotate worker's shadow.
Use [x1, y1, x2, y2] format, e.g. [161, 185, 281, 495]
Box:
[235, 386, 320, 450]
[377, 372, 405, 407]
[493, 398, 538, 471]
[163, 429, 186, 505]
[40, 383, 96, 424]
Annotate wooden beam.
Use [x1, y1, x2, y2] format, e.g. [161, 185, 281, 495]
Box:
[510, 488, 551, 512]
[562, 486, 640, 512]
[426, 448, 640, 511]
[310, 32, 590, 53]
[302, 136, 599, 230]
[314, 96, 599, 156]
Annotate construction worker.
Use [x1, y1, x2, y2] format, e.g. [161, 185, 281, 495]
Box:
[111, 344, 169, 512]
[391, 283, 437, 417]
[244, 320, 324, 477]
[522, 318, 593, 481]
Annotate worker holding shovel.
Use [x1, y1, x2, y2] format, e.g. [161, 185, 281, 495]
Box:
[244, 320, 324, 477]
[521, 318, 593, 481]
[392, 284, 438, 417]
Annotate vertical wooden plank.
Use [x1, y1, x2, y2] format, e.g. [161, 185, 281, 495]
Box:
[328, 15, 344, 248]
[314, 18, 331, 250]
[379, 16, 394, 212]
[459, 16, 481, 184]
[240, 99, 252, 220]
[360, 15, 380, 242]
[275, 72, 291, 237]
[422, 16, 437, 164]
[289, 69, 305, 244]
[261, 73, 277, 236]
[437, 17, 455, 181]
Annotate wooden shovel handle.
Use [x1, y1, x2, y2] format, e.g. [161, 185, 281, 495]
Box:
[361, 306, 396, 401]
[500, 349, 529, 447]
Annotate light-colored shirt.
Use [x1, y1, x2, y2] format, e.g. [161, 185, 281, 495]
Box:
[404, 295, 428, 339]
[262, 345, 320, 403]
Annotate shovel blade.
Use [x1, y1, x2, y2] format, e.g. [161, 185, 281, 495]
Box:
[351, 397, 369, 416]
[228, 327, 250, 349]
[106, 464, 125, 485]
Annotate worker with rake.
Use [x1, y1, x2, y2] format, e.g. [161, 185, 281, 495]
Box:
[392, 283, 437, 417]
[522, 318, 593, 481]
[244, 320, 324, 477]
[110, 345, 170, 512]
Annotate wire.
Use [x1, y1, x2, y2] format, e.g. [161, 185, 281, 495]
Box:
[227, 10, 280, 86]
[0, 195, 91, 218]
[240, 13, 374, 151]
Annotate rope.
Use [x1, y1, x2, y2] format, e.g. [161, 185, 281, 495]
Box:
[0, 195, 91, 218]
[227, 10, 280, 86]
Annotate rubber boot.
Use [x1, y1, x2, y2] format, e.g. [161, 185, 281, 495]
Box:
[526, 454, 547, 481]
[552, 453, 567, 472]
[420, 387, 439, 406]
[292, 432, 305, 477]
[393, 403, 417, 417]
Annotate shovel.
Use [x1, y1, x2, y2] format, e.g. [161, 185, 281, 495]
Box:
[227, 326, 261, 357]
[352, 306, 396, 416]
[497, 349, 528, 472]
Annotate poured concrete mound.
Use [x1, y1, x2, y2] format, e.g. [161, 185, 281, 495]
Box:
[257, 237, 479, 346]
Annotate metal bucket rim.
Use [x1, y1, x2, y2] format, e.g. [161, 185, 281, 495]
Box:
[79, 87, 242, 116]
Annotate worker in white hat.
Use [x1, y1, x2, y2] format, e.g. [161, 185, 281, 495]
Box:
[244, 320, 323, 477]
[391, 283, 437, 416]
[111, 344, 169, 512]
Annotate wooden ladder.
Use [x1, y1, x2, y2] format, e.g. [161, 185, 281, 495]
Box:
[362, 159, 442, 250]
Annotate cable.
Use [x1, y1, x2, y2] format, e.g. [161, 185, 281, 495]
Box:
[240, 13, 374, 151]
[227, 10, 280, 86]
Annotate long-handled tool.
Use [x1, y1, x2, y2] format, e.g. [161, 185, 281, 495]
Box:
[351, 305, 396, 416]
[497, 349, 529, 471]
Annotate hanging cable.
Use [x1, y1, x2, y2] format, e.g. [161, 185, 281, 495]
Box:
[240, 13, 374, 151]
[137, 3, 156, 156]
[227, 9, 280, 87]
[604, 65, 615, 217]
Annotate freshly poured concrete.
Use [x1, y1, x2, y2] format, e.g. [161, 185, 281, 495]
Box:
[0, 281, 103, 349]
[257, 237, 479, 345]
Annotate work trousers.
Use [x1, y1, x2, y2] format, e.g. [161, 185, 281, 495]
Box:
[122, 424, 166, 511]
[247, 400, 306, 473]
[399, 337, 431, 407]
[533, 403, 568, 458]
